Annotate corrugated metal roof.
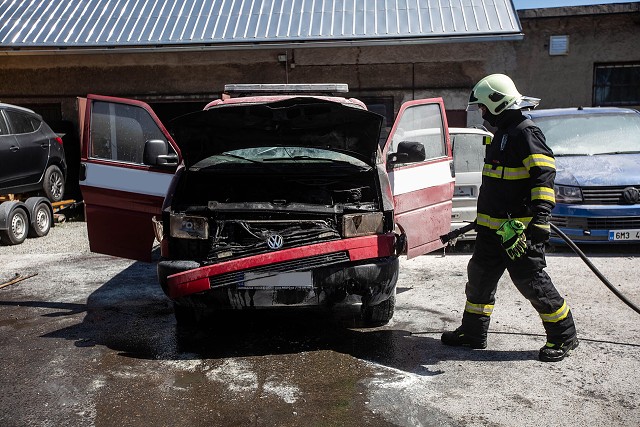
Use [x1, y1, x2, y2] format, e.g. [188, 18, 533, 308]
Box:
[0, 0, 522, 52]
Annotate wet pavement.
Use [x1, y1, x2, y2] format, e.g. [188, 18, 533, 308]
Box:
[1, 221, 639, 426]
[0, 223, 449, 427]
[0, 257, 399, 426]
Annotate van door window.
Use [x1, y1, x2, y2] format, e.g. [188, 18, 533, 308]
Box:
[90, 101, 171, 164]
[390, 103, 446, 165]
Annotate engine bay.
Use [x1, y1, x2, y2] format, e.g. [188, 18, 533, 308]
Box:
[167, 160, 387, 263]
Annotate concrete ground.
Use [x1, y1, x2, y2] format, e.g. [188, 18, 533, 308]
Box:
[1, 220, 638, 426]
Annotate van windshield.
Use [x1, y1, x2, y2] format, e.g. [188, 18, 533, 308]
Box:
[533, 112, 640, 156]
[191, 146, 371, 170]
[452, 133, 486, 173]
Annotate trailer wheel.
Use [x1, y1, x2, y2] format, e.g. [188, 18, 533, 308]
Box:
[28, 202, 52, 238]
[0, 207, 29, 245]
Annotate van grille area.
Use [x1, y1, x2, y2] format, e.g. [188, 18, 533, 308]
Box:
[551, 216, 640, 230]
[587, 217, 640, 229]
[208, 252, 350, 289]
[205, 220, 341, 263]
[582, 186, 640, 204]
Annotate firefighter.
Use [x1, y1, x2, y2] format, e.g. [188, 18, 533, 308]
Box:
[441, 74, 578, 362]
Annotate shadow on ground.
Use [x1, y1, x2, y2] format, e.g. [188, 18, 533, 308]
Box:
[29, 256, 539, 377]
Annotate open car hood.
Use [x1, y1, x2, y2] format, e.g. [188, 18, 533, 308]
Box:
[169, 97, 384, 167]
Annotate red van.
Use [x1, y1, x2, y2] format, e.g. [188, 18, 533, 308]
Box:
[78, 84, 454, 326]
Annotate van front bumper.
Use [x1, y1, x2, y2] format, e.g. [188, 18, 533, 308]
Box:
[158, 234, 398, 308]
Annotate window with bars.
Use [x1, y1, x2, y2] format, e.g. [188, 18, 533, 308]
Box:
[593, 63, 640, 107]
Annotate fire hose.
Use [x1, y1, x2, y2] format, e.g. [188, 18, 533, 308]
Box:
[440, 221, 640, 315]
[549, 223, 640, 314]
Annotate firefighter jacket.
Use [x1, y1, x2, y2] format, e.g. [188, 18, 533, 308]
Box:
[476, 110, 556, 232]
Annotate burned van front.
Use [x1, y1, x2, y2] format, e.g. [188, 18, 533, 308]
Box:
[80, 87, 452, 326]
[157, 97, 400, 324]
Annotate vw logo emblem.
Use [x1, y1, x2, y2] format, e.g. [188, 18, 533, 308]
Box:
[266, 234, 284, 250]
[622, 187, 639, 204]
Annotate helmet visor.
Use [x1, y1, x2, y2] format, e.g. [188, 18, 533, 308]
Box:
[510, 96, 541, 110]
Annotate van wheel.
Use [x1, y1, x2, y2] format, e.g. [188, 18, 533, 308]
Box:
[0, 208, 29, 245]
[43, 165, 65, 202]
[362, 293, 396, 326]
[28, 202, 52, 238]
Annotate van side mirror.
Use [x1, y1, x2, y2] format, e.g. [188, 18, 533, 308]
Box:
[143, 139, 178, 168]
[387, 141, 426, 166]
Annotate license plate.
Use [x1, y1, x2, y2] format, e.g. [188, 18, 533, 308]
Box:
[240, 271, 313, 289]
[608, 229, 640, 241]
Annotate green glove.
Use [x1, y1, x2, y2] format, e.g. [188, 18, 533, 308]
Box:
[496, 219, 527, 260]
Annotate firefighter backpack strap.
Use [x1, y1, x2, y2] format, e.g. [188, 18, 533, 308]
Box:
[508, 119, 536, 137]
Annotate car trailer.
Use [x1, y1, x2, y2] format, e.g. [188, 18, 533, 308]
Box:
[0, 194, 80, 245]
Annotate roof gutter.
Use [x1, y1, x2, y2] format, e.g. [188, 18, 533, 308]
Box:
[518, 2, 640, 18]
[0, 33, 524, 56]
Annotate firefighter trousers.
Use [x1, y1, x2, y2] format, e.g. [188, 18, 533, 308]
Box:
[460, 229, 577, 344]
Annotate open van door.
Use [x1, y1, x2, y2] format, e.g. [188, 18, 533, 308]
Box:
[384, 98, 454, 258]
[78, 95, 180, 262]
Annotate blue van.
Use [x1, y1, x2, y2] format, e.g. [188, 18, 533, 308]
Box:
[526, 107, 640, 244]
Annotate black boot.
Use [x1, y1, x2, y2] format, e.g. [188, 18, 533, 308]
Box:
[441, 328, 487, 349]
[538, 337, 579, 362]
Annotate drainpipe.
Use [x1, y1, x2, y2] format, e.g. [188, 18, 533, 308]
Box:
[412, 63, 416, 100]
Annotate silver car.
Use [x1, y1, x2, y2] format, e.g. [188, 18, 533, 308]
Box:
[449, 127, 493, 243]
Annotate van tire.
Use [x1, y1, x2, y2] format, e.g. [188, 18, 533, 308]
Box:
[362, 293, 396, 326]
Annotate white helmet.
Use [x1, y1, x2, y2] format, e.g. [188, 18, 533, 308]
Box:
[467, 74, 540, 115]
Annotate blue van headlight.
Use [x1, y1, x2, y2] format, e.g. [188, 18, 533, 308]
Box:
[555, 185, 583, 203]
